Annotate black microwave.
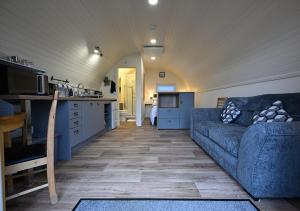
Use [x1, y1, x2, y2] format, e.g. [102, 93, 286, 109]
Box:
[0, 64, 49, 95]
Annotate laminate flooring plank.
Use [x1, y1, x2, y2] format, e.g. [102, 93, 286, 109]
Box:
[6, 121, 300, 211]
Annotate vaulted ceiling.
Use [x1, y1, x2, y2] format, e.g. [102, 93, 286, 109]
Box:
[0, 0, 299, 91]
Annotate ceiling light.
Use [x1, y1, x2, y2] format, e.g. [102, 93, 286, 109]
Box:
[151, 56, 156, 60]
[150, 39, 157, 44]
[148, 0, 158, 6]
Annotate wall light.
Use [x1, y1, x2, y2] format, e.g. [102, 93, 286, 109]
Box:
[150, 39, 157, 44]
[94, 46, 103, 57]
[151, 56, 156, 60]
[94, 46, 100, 54]
[148, 0, 158, 6]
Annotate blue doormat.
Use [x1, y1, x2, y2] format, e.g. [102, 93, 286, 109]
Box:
[73, 199, 259, 211]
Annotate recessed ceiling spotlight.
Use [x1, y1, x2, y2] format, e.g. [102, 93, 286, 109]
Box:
[148, 0, 158, 6]
[151, 56, 156, 60]
[150, 39, 157, 44]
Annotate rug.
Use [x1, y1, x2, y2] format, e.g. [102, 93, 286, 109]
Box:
[73, 199, 259, 211]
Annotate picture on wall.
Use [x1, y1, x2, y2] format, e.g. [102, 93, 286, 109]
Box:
[159, 72, 165, 78]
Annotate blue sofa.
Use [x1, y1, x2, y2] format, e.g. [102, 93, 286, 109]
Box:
[190, 93, 300, 198]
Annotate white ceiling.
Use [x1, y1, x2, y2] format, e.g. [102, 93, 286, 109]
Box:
[0, 0, 299, 91]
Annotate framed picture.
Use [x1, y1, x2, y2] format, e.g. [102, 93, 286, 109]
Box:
[159, 72, 165, 78]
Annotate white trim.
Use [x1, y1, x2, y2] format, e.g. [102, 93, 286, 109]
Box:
[196, 71, 300, 93]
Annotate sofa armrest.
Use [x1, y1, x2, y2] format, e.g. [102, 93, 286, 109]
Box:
[237, 122, 300, 197]
[190, 108, 222, 138]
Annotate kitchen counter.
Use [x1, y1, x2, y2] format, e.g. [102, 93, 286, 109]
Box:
[0, 94, 117, 161]
[0, 95, 117, 101]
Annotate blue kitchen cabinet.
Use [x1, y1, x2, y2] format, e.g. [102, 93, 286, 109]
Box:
[56, 101, 81, 160]
[157, 92, 194, 129]
[82, 101, 105, 140]
[68, 101, 82, 147]
[0, 98, 108, 161]
[56, 100, 106, 160]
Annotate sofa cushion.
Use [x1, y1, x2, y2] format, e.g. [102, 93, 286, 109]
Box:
[227, 93, 300, 122]
[208, 125, 247, 157]
[235, 110, 254, 126]
[194, 121, 223, 137]
[223, 98, 254, 126]
[252, 100, 293, 124]
[221, 101, 241, 124]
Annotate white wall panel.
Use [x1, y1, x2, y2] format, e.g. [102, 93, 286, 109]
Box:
[196, 76, 300, 108]
[0, 0, 299, 93]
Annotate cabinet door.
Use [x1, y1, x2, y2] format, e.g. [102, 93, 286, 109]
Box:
[88, 101, 96, 135]
[82, 101, 105, 139]
[88, 101, 98, 136]
[82, 101, 92, 139]
[158, 118, 180, 129]
[95, 102, 105, 132]
[179, 93, 194, 128]
[70, 127, 81, 147]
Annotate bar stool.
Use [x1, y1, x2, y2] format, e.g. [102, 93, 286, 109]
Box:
[0, 91, 58, 211]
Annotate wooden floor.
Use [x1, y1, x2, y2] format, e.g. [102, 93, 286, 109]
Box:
[7, 121, 300, 211]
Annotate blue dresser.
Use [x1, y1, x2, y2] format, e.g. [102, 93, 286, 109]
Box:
[157, 92, 194, 129]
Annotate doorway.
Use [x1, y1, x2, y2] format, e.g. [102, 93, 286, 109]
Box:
[118, 68, 136, 123]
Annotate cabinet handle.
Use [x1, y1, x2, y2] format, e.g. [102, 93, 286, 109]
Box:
[74, 103, 78, 108]
[74, 112, 78, 116]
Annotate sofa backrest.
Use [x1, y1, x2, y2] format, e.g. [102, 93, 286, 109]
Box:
[225, 93, 300, 126]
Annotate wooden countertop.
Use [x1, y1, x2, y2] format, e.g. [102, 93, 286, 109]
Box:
[0, 95, 117, 101]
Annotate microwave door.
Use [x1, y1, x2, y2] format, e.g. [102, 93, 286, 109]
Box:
[7, 69, 37, 94]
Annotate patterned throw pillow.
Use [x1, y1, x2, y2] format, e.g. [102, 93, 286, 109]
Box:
[221, 101, 241, 124]
[252, 100, 293, 124]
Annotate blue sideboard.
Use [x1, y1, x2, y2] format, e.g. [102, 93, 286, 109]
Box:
[157, 92, 194, 129]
